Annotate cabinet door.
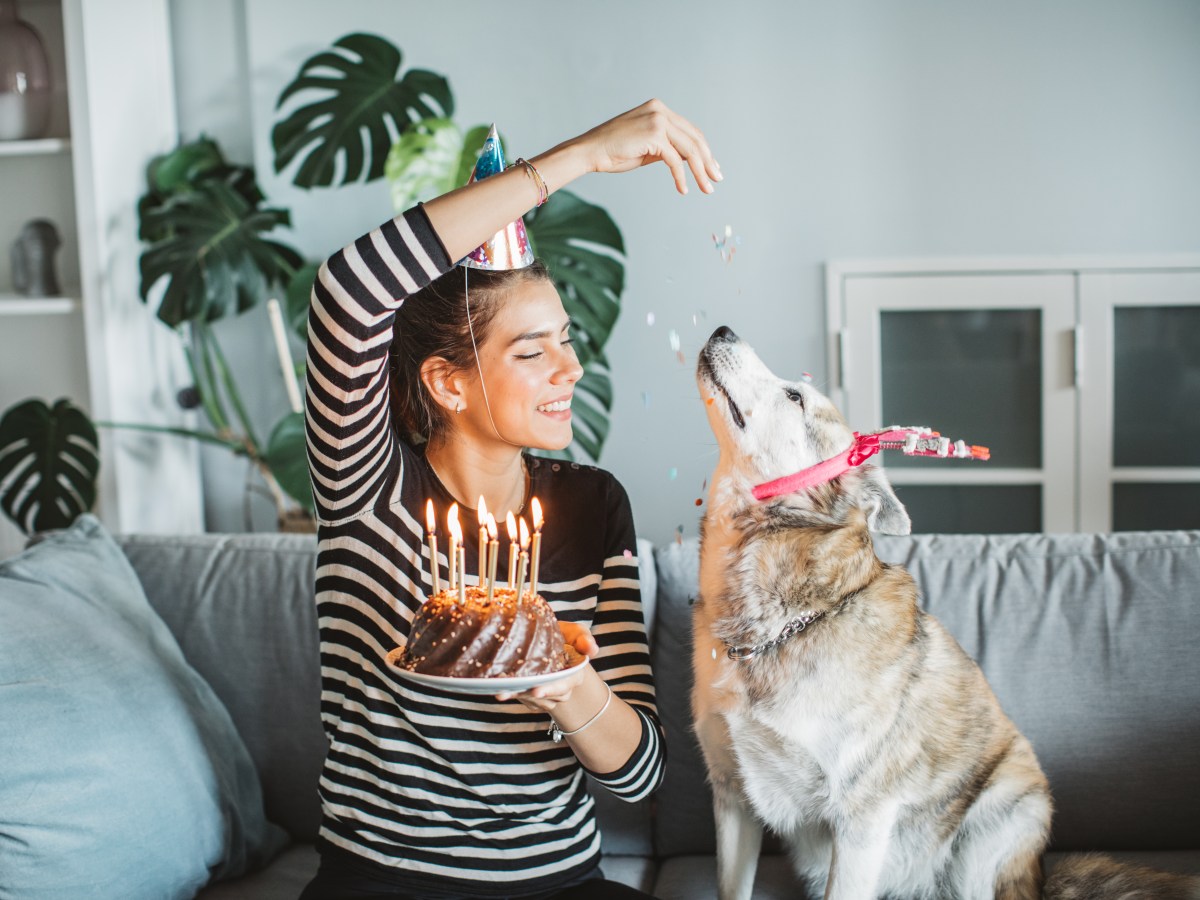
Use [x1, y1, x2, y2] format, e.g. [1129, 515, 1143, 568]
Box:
[1079, 272, 1200, 531]
[842, 274, 1077, 533]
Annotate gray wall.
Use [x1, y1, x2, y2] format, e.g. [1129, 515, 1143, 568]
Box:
[168, 0, 1200, 544]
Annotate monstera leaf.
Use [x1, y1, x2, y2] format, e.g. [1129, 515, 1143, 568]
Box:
[285, 260, 322, 340]
[139, 174, 303, 326]
[385, 120, 493, 210]
[0, 398, 99, 535]
[525, 191, 625, 368]
[273, 33, 453, 188]
[262, 412, 314, 514]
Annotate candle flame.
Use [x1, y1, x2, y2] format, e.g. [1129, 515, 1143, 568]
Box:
[477, 495, 488, 526]
[506, 511, 517, 541]
[519, 517, 530, 549]
[531, 496, 543, 531]
[486, 513, 498, 540]
[425, 498, 436, 534]
[448, 503, 462, 541]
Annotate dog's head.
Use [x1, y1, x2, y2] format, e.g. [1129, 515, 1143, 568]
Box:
[697, 326, 911, 535]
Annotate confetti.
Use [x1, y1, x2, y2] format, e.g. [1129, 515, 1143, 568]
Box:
[692, 309, 707, 327]
[668, 330, 680, 353]
[646, 312, 656, 326]
[801, 372, 814, 383]
[712, 225, 742, 263]
[706, 397, 715, 405]
[695, 498, 703, 507]
[668, 467, 678, 480]
[675, 526, 684, 545]
[623, 548, 633, 559]
[642, 391, 652, 409]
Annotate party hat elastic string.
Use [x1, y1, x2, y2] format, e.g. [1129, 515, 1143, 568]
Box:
[752, 427, 990, 502]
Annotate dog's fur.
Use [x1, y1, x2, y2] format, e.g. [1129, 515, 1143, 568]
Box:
[693, 327, 1200, 900]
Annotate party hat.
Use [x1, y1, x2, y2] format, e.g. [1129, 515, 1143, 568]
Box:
[459, 124, 535, 270]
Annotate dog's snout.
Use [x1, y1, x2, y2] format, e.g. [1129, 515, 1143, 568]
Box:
[709, 326, 739, 345]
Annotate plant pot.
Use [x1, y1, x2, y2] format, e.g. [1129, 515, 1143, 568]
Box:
[278, 507, 316, 534]
[0, 0, 52, 141]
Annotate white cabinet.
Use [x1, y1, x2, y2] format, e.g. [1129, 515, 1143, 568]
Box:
[827, 256, 1200, 533]
[0, 0, 202, 558]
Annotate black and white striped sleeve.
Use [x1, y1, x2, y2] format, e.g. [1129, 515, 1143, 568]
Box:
[580, 480, 666, 801]
[305, 206, 451, 524]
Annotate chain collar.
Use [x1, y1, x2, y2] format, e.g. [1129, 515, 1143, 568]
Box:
[724, 610, 826, 661]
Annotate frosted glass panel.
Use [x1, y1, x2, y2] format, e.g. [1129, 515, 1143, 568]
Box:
[1113, 306, 1200, 467]
[893, 485, 1041, 534]
[1112, 483, 1200, 531]
[880, 310, 1041, 468]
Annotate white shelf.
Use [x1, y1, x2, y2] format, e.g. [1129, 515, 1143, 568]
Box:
[0, 137, 72, 157]
[0, 294, 80, 314]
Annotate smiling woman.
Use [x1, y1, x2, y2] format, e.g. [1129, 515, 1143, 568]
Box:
[300, 99, 720, 900]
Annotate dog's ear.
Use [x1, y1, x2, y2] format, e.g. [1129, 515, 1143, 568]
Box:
[860, 466, 911, 535]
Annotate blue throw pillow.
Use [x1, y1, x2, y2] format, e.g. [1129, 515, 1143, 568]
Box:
[0, 515, 287, 899]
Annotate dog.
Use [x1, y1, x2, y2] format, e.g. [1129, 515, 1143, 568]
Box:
[692, 325, 1200, 900]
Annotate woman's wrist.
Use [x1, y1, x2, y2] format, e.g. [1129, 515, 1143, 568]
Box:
[548, 667, 612, 732]
[529, 139, 594, 198]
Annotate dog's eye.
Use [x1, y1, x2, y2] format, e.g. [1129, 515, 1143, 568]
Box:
[785, 387, 805, 408]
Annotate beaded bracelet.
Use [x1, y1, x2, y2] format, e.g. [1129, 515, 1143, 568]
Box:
[548, 682, 612, 743]
[515, 157, 549, 207]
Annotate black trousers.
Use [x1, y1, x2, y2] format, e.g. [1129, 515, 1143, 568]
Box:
[298, 850, 657, 900]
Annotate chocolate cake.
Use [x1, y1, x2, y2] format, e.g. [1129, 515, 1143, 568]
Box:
[398, 587, 568, 677]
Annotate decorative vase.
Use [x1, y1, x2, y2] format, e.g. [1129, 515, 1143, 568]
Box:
[0, 0, 52, 141]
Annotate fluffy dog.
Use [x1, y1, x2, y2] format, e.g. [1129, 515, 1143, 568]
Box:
[692, 326, 1199, 900]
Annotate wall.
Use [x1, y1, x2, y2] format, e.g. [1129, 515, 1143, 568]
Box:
[167, 0, 1200, 544]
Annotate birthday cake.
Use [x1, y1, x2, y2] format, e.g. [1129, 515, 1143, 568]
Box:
[397, 587, 568, 678]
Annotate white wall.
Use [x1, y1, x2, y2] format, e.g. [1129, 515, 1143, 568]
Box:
[168, 0, 1200, 543]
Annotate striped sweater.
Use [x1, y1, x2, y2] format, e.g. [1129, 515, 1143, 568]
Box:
[304, 205, 664, 895]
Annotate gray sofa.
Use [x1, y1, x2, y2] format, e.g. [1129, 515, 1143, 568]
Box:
[111, 529, 1200, 899]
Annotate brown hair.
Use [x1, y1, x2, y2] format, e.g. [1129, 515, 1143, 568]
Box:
[388, 261, 553, 445]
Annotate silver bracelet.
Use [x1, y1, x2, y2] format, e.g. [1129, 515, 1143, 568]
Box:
[548, 683, 613, 743]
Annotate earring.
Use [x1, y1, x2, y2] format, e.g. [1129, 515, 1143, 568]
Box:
[456, 403, 463, 414]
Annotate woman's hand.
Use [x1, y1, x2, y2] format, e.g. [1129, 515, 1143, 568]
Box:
[541, 98, 722, 197]
[494, 622, 599, 710]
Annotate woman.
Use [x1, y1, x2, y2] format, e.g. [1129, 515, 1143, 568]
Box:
[300, 99, 720, 899]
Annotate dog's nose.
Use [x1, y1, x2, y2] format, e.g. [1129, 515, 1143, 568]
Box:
[710, 326, 739, 344]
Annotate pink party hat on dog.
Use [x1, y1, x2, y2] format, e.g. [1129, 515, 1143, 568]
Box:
[459, 125, 535, 270]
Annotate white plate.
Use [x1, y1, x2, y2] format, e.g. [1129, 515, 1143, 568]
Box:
[385, 646, 588, 695]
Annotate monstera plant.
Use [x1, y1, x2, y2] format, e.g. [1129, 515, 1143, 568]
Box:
[0, 398, 99, 535]
[272, 33, 626, 460]
[132, 137, 316, 522]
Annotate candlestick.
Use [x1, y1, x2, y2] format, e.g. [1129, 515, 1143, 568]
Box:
[485, 514, 499, 603]
[515, 517, 530, 599]
[477, 496, 489, 587]
[506, 512, 518, 588]
[447, 503, 461, 593]
[425, 499, 440, 596]
[529, 497, 543, 600]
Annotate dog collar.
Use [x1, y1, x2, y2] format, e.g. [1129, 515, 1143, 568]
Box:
[751, 427, 990, 502]
[725, 610, 826, 661]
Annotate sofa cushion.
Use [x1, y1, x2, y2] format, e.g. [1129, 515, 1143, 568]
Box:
[0, 515, 287, 899]
[197, 844, 320, 900]
[874, 530, 1200, 851]
[117, 531, 326, 842]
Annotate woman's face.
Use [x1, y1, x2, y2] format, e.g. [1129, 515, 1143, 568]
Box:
[457, 278, 583, 451]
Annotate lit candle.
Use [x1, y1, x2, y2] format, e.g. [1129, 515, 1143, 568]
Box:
[425, 499, 440, 597]
[477, 496, 489, 587]
[448, 508, 466, 604]
[529, 497, 543, 600]
[485, 514, 499, 602]
[514, 517, 531, 599]
[447, 503, 461, 595]
[506, 512, 518, 588]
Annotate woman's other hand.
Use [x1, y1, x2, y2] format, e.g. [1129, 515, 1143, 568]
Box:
[567, 98, 722, 195]
[495, 622, 598, 710]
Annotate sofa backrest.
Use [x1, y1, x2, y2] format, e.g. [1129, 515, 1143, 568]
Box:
[652, 531, 1200, 856]
[117, 532, 659, 854]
